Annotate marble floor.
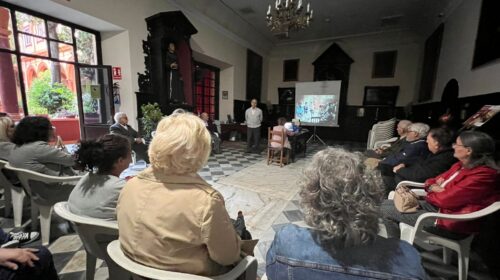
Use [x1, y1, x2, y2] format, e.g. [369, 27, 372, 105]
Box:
[0, 140, 494, 279]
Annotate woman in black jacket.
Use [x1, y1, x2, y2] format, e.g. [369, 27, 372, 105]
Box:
[381, 127, 457, 194]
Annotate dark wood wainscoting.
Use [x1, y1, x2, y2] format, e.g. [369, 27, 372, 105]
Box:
[303, 106, 405, 142]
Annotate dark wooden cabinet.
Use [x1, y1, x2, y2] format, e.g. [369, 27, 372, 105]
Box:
[136, 11, 197, 117]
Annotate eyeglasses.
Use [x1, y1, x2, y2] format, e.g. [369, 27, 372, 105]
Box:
[452, 143, 468, 148]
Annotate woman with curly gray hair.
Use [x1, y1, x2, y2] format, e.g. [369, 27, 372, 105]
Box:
[266, 148, 427, 279]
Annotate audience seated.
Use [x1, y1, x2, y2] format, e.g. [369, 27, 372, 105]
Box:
[366, 119, 412, 159]
[68, 134, 131, 220]
[200, 112, 221, 154]
[0, 228, 57, 279]
[376, 122, 430, 175]
[382, 127, 457, 193]
[381, 131, 500, 238]
[9, 116, 75, 176]
[110, 112, 148, 163]
[266, 148, 427, 279]
[0, 116, 15, 160]
[117, 113, 242, 276]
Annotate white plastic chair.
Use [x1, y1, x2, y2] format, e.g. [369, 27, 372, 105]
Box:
[0, 160, 18, 221]
[400, 202, 500, 280]
[107, 240, 258, 280]
[4, 163, 82, 245]
[54, 202, 130, 280]
[373, 137, 398, 149]
[366, 118, 396, 149]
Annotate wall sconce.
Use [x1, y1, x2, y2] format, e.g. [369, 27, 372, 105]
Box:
[356, 107, 365, 117]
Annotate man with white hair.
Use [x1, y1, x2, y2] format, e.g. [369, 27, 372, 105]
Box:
[110, 112, 148, 162]
[377, 122, 430, 175]
[366, 120, 412, 158]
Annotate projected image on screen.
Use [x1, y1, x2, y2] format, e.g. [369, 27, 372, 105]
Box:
[296, 95, 337, 124]
[295, 81, 341, 127]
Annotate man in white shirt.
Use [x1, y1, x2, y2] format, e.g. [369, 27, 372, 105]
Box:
[245, 99, 263, 153]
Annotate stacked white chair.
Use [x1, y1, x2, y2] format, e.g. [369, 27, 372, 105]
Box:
[366, 118, 396, 150]
[4, 163, 82, 245]
[107, 239, 258, 280]
[54, 202, 129, 280]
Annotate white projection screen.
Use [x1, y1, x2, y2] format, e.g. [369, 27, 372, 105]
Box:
[295, 81, 341, 127]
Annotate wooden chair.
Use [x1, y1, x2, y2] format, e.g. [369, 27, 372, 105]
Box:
[267, 128, 287, 167]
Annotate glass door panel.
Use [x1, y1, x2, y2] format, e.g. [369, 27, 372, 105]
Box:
[20, 56, 81, 142]
[77, 65, 113, 139]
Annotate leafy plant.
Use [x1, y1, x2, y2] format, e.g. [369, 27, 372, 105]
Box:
[28, 71, 75, 115]
[140, 103, 163, 139]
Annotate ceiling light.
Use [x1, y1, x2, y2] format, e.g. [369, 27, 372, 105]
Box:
[266, 0, 313, 39]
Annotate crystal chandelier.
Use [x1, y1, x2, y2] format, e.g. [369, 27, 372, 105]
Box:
[266, 0, 313, 38]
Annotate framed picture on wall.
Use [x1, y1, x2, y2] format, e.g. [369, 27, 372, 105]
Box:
[372, 50, 397, 78]
[222, 90, 228, 100]
[283, 59, 299, 81]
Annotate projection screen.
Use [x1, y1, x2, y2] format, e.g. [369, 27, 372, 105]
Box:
[295, 81, 341, 127]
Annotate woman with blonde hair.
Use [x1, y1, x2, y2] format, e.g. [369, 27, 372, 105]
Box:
[266, 148, 427, 279]
[117, 113, 241, 276]
[0, 116, 15, 160]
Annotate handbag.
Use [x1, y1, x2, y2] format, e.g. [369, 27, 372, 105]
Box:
[393, 186, 419, 213]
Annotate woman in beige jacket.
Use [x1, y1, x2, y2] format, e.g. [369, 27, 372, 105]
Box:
[117, 113, 241, 276]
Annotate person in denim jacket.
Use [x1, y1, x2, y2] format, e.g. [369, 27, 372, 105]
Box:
[266, 148, 427, 280]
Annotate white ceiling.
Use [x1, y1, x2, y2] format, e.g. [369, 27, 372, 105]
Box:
[3, 0, 123, 32]
[175, 0, 461, 46]
[4, 0, 462, 54]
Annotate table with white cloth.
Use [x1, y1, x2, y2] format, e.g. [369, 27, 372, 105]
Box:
[119, 160, 148, 179]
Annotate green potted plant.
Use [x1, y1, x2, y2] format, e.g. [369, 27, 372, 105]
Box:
[140, 103, 163, 141]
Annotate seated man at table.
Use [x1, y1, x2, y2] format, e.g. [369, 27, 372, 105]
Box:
[200, 112, 221, 154]
[110, 112, 148, 163]
[271, 118, 295, 160]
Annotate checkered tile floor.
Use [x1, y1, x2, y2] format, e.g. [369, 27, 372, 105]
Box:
[0, 140, 403, 280]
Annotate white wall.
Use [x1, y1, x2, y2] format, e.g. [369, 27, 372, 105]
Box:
[264, 31, 423, 107]
[433, 0, 500, 101]
[51, 0, 254, 123]
[100, 31, 132, 116]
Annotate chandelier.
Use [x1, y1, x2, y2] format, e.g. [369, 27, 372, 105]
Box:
[266, 0, 313, 38]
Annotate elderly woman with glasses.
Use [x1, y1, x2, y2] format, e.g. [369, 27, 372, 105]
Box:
[381, 131, 500, 238]
[266, 148, 427, 279]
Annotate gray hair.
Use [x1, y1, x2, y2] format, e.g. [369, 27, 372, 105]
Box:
[299, 148, 384, 249]
[459, 131, 498, 170]
[114, 112, 127, 124]
[398, 120, 412, 131]
[0, 117, 13, 142]
[407, 122, 430, 138]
